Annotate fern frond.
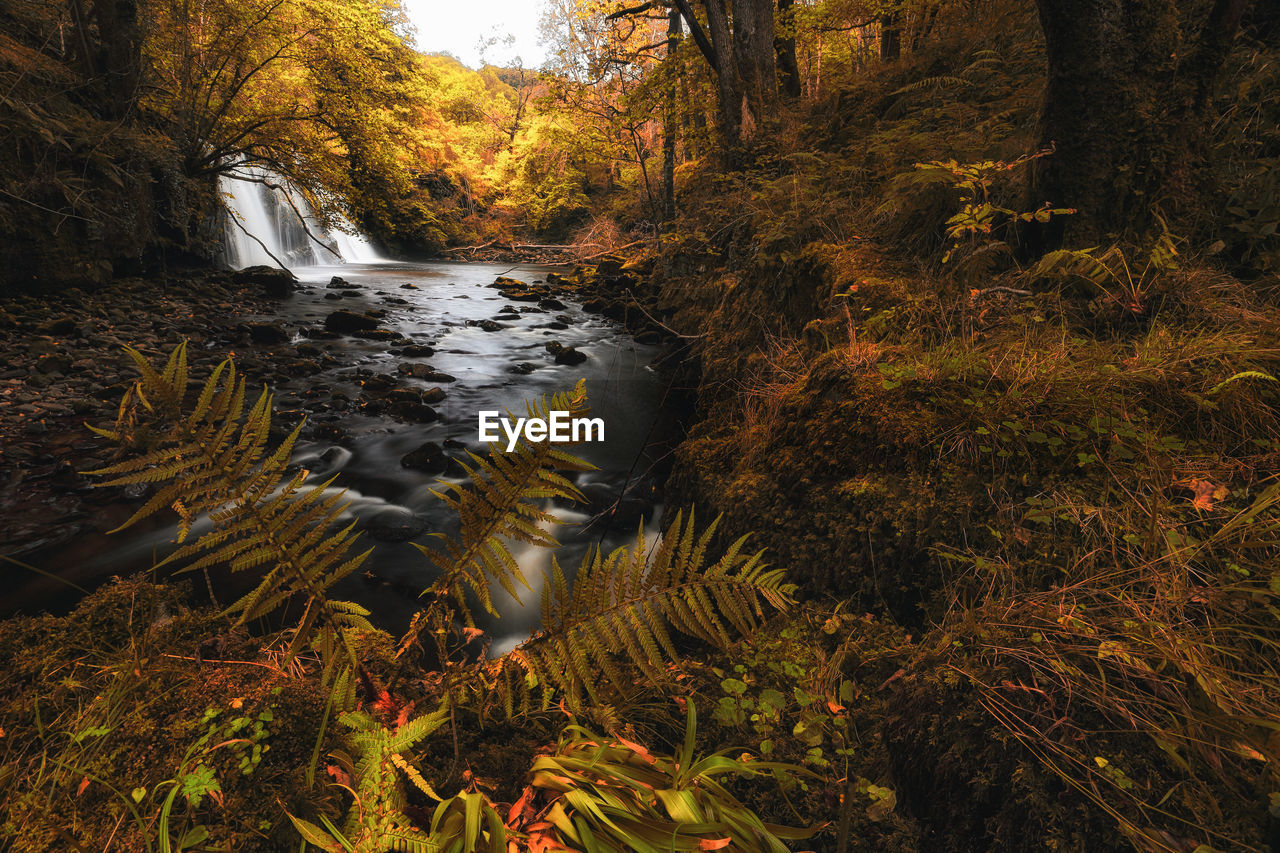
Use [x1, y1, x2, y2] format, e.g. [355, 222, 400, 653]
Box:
[502, 511, 796, 713]
[890, 75, 973, 96]
[396, 381, 596, 659]
[87, 342, 372, 674]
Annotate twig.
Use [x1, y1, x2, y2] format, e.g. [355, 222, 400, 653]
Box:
[970, 285, 1032, 298]
[576, 240, 645, 261]
[225, 211, 292, 272]
[223, 168, 338, 260]
[618, 288, 703, 339]
[442, 240, 497, 255]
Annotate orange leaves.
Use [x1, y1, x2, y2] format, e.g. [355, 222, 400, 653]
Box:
[1182, 478, 1229, 511]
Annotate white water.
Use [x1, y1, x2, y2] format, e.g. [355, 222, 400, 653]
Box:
[218, 165, 384, 268]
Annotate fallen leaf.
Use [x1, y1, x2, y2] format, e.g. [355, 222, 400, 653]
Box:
[1186, 478, 1229, 511]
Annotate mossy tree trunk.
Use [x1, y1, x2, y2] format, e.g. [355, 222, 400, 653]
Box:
[1029, 0, 1250, 246]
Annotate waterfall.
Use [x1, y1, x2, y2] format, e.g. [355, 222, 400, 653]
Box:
[217, 164, 384, 268]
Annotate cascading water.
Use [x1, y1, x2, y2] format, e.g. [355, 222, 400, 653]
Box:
[217, 164, 384, 268]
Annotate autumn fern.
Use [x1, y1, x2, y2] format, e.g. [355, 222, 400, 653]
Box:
[496, 511, 796, 713]
[87, 342, 374, 670]
[396, 380, 595, 657]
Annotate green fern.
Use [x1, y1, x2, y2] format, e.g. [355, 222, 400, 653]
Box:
[494, 511, 796, 714]
[86, 342, 374, 671]
[289, 703, 506, 853]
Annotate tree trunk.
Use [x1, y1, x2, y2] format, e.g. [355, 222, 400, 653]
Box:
[731, 0, 778, 122]
[1029, 0, 1250, 246]
[702, 0, 743, 164]
[93, 0, 142, 118]
[880, 10, 901, 61]
[775, 0, 802, 99]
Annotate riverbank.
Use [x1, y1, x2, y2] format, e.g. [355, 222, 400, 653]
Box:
[0, 270, 290, 563]
[577, 208, 1280, 848]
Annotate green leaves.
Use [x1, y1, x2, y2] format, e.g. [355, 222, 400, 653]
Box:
[514, 703, 811, 853]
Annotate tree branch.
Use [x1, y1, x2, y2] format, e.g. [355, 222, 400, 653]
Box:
[670, 0, 718, 69]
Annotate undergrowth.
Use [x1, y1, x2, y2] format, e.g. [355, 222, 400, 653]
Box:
[0, 344, 828, 852]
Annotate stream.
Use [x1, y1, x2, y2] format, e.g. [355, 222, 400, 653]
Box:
[20, 258, 676, 652]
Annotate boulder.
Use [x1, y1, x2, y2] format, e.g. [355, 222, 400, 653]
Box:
[364, 507, 430, 542]
[400, 441, 447, 474]
[398, 362, 434, 379]
[324, 309, 380, 333]
[35, 317, 78, 336]
[233, 265, 296, 297]
[244, 321, 289, 344]
[554, 347, 587, 366]
[594, 257, 624, 278]
[350, 328, 404, 342]
[391, 401, 439, 422]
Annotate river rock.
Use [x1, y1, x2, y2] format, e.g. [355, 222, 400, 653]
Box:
[400, 441, 447, 473]
[555, 347, 587, 366]
[35, 353, 72, 374]
[244, 321, 289, 344]
[364, 507, 430, 542]
[328, 276, 351, 287]
[324, 310, 381, 333]
[538, 298, 566, 310]
[477, 319, 504, 332]
[545, 341, 563, 355]
[391, 401, 439, 422]
[351, 328, 404, 342]
[508, 362, 537, 375]
[386, 388, 421, 405]
[595, 257, 624, 278]
[35, 317, 79, 336]
[233, 265, 296, 297]
[421, 387, 446, 403]
[402, 344, 434, 357]
[398, 362, 435, 379]
[363, 373, 397, 391]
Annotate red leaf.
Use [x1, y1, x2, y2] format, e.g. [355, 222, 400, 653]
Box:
[76, 776, 90, 797]
[507, 787, 535, 825]
[326, 763, 354, 788]
[699, 838, 732, 850]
